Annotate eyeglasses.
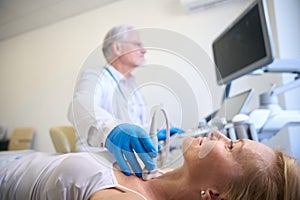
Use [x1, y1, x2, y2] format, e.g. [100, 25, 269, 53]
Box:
[119, 41, 143, 48]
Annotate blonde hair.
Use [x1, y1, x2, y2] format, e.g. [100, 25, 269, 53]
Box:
[223, 151, 300, 200]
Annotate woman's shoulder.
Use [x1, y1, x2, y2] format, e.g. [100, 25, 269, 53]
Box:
[89, 187, 145, 200]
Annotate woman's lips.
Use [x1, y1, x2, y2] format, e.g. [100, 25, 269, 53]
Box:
[198, 137, 203, 146]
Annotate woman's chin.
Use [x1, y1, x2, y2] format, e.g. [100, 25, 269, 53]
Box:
[182, 137, 194, 153]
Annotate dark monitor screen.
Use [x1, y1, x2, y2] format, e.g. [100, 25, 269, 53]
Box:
[212, 0, 273, 85]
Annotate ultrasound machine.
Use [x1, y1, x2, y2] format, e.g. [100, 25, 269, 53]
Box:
[211, 0, 300, 142]
[170, 0, 300, 152]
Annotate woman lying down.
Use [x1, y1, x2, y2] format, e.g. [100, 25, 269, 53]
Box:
[0, 131, 299, 200]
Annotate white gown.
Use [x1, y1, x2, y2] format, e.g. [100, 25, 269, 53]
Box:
[0, 151, 118, 200]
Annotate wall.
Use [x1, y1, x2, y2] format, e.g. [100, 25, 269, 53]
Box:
[0, 0, 288, 152]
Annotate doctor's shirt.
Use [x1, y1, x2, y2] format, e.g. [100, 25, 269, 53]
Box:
[68, 65, 147, 152]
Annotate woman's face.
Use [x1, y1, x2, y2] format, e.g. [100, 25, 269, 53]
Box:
[182, 131, 275, 190]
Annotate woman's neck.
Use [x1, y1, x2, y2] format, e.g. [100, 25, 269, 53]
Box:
[114, 169, 151, 199]
[114, 167, 192, 200]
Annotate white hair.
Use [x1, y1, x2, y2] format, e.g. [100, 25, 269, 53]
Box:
[102, 25, 134, 62]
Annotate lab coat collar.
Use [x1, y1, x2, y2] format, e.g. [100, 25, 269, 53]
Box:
[105, 64, 135, 82]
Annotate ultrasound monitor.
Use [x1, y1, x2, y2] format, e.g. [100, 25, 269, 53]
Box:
[212, 0, 274, 85]
[214, 89, 253, 122]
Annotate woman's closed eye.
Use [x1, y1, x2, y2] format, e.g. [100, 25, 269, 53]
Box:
[227, 140, 234, 150]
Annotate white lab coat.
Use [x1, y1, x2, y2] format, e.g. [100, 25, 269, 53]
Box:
[68, 65, 147, 152]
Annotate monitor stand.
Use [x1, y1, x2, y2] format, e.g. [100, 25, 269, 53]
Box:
[250, 59, 300, 141]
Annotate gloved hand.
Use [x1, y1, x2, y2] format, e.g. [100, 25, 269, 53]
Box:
[105, 123, 157, 177]
[157, 127, 184, 141]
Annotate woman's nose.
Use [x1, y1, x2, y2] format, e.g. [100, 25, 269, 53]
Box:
[209, 131, 230, 142]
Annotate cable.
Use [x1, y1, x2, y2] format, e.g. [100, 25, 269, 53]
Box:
[142, 107, 170, 180]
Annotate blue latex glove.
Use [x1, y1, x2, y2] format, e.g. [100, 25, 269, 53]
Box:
[105, 123, 157, 177]
[157, 127, 184, 141]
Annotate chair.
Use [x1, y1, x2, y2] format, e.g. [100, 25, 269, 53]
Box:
[49, 126, 76, 153]
[8, 128, 35, 150]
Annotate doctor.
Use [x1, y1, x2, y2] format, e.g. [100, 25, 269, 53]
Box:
[68, 25, 183, 178]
